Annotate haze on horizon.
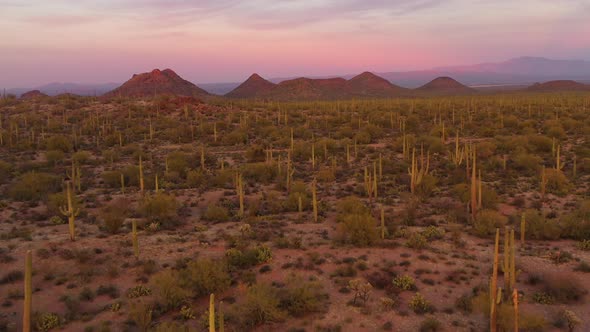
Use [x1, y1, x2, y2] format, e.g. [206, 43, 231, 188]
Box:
[1, 0, 589, 88]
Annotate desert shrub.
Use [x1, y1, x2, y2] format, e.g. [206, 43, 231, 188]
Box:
[560, 200, 590, 240]
[0, 160, 12, 184]
[180, 258, 231, 297]
[409, 293, 432, 314]
[334, 197, 378, 246]
[512, 153, 542, 174]
[0, 270, 23, 284]
[9, 172, 60, 201]
[335, 212, 379, 247]
[421, 225, 445, 240]
[35, 313, 60, 331]
[348, 278, 373, 306]
[225, 246, 272, 270]
[473, 210, 507, 237]
[233, 283, 285, 328]
[577, 240, 590, 251]
[45, 192, 80, 218]
[540, 273, 586, 303]
[544, 168, 572, 196]
[555, 310, 582, 332]
[392, 275, 416, 291]
[45, 135, 72, 152]
[102, 171, 122, 188]
[127, 285, 152, 298]
[186, 169, 206, 188]
[245, 145, 266, 162]
[419, 317, 442, 332]
[522, 209, 561, 240]
[128, 301, 153, 332]
[283, 181, 310, 212]
[72, 150, 92, 164]
[151, 270, 190, 311]
[100, 198, 130, 234]
[532, 292, 554, 304]
[122, 165, 140, 187]
[45, 150, 65, 166]
[278, 275, 328, 316]
[203, 204, 230, 222]
[415, 174, 438, 197]
[139, 193, 179, 227]
[240, 162, 277, 184]
[166, 151, 190, 177]
[406, 233, 428, 249]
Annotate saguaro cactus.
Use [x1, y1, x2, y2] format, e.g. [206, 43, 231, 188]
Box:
[209, 293, 215, 332]
[60, 180, 79, 241]
[490, 228, 500, 332]
[219, 301, 224, 332]
[23, 250, 32, 332]
[120, 173, 125, 194]
[520, 213, 526, 245]
[237, 173, 244, 218]
[513, 288, 519, 332]
[470, 148, 477, 221]
[139, 155, 145, 194]
[312, 178, 318, 222]
[132, 219, 139, 259]
[380, 206, 386, 240]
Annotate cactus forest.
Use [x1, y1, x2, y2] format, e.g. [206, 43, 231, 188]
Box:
[1, 92, 590, 332]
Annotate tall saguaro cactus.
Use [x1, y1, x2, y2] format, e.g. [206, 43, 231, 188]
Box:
[209, 293, 215, 332]
[23, 250, 32, 332]
[490, 228, 499, 332]
[312, 178, 318, 222]
[139, 155, 145, 195]
[132, 219, 139, 259]
[60, 180, 79, 241]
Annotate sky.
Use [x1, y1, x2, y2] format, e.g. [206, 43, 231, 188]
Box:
[1, 0, 589, 87]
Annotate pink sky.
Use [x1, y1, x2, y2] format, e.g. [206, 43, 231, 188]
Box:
[1, 0, 589, 87]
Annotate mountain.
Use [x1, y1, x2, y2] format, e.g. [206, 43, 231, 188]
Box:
[104, 69, 208, 98]
[226, 74, 276, 98]
[20, 90, 48, 99]
[347, 72, 410, 97]
[7, 82, 119, 97]
[416, 77, 475, 95]
[265, 77, 349, 100]
[226, 72, 413, 100]
[526, 80, 590, 92]
[377, 57, 590, 88]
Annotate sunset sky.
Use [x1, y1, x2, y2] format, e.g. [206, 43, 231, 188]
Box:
[1, 0, 589, 87]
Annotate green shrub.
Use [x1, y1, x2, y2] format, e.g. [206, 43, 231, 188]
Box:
[45, 135, 72, 152]
[203, 204, 230, 222]
[127, 285, 152, 298]
[406, 233, 428, 249]
[151, 270, 190, 311]
[409, 293, 432, 314]
[392, 275, 416, 291]
[560, 200, 590, 240]
[473, 210, 507, 237]
[140, 193, 179, 227]
[9, 172, 60, 201]
[419, 317, 442, 332]
[180, 258, 231, 297]
[544, 168, 572, 196]
[36, 313, 60, 331]
[233, 283, 285, 328]
[101, 198, 130, 234]
[522, 209, 561, 240]
[278, 275, 328, 316]
[335, 213, 379, 247]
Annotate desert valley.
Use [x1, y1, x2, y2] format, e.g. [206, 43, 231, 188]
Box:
[0, 66, 589, 332]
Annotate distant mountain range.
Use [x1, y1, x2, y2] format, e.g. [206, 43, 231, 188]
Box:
[5, 56, 590, 98]
[203, 56, 590, 94]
